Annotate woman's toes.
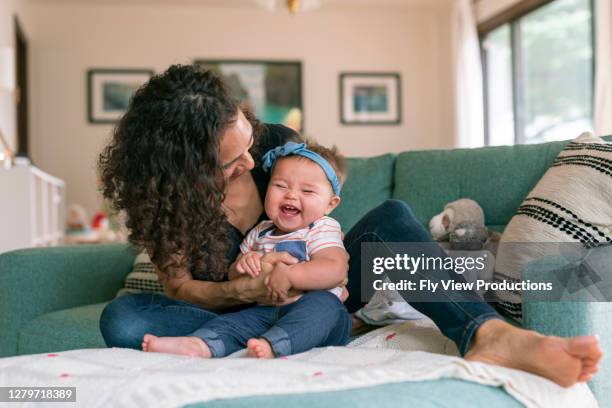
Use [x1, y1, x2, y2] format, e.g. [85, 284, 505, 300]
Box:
[567, 336, 602, 359]
[581, 363, 599, 376]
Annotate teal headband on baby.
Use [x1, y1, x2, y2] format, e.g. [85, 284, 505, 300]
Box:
[261, 141, 342, 196]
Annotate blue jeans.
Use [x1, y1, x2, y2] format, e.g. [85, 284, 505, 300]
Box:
[100, 291, 350, 356]
[192, 291, 350, 357]
[101, 200, 500, 356]
[343, 199, 501, 355]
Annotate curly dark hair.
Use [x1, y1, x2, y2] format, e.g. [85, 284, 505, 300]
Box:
[98, 64, 239, 281]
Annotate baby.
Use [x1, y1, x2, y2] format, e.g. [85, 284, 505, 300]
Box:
[143, 141, 350, 359]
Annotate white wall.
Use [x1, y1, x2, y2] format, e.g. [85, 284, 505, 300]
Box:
[27, 1, 455, 215]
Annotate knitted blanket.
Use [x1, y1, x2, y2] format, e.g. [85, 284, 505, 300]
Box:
[0, 320, 597, 408]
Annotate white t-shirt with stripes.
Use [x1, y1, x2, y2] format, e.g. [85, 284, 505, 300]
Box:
[240, 216, 345, 298]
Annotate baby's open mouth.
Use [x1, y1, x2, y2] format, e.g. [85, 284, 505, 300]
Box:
[280, 204, 301, 216]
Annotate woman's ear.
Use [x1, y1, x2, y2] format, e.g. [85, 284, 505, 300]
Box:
[325, 196, 341, 215]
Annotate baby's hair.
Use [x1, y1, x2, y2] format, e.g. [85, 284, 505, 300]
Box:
[301, 138, 347, 188]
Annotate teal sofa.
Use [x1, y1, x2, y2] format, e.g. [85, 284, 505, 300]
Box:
[1, 136, 610, 406]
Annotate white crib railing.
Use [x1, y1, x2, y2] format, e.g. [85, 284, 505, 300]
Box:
[0, 165, 65, 253]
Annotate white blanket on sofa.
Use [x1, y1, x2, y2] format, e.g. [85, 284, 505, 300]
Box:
[0, 320, 597, 408]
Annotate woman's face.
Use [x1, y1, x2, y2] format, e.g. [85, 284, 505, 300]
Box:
[219, 110, 255, 182]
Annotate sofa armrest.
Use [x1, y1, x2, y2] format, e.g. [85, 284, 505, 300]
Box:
[522, 246, 612, 406]
[0, 244, 138, 357]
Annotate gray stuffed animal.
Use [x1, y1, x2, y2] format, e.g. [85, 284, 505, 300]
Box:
[429, 198, 500, 250]
[449, 222, 490, 250]
[430, 199, 501, 295]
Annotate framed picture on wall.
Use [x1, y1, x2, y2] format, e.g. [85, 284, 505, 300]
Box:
[194, 59, 303, 132]
[87, 69, 154, 124]
[339, 72, 401, 125]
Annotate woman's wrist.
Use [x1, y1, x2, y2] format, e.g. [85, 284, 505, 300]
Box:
[225, 275, 260, 304]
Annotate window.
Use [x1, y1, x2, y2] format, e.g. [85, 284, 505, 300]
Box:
[481, 0, 594, 145]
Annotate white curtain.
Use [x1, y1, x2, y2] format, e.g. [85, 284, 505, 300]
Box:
[594, 0, 612, 136]
[451, 0, 485, 148]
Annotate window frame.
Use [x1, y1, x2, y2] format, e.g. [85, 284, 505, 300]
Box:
[479, 0, 596, 145]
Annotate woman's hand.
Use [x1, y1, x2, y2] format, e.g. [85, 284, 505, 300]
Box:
[232, 266, 299, 306]
[233, 270, 272, 304]
[264, 263, 293, 304]
[259, 252, 303, 304]
[157, 251, 302, 309]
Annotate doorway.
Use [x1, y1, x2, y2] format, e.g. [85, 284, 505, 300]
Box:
[14, 16, 29, 158]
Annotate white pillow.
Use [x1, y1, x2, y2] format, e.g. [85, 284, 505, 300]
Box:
[493, 132, 612, 321]
[116, 251, 164, 297]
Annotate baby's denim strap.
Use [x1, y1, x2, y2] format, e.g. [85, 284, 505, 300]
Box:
[258, 225, 276, 238]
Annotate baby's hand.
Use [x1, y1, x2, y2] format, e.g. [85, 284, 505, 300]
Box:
[236, 252, 263, 277]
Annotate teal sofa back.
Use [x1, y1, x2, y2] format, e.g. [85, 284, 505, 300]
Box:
[333, 136, 612, 234]
[331, 154, 395, 231]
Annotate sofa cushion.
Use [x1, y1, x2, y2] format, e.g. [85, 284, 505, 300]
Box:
[0, 244, 136, 358]
[331, 154, 395, 232]
[116, 251, 164, 297]
[18, 302, 108, 355]
[493, 132, 612, 320]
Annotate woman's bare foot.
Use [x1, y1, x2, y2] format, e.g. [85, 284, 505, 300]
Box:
[142, 334, 212, 358]
[465, 319, 603, 387]
[247, 338, 274, 358]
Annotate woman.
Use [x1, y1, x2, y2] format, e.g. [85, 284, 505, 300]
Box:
[99, 64, 601, 388]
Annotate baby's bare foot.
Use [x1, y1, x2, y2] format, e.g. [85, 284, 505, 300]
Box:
[142, 334, 212, 358]
[465, 319, 602, 387]
[247, 338, 275, 359]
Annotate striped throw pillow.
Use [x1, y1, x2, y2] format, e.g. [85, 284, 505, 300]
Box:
[116, 251, 164, 297]
[493, 132, 612, 321]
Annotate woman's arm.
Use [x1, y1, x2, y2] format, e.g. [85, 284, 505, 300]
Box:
[156, 251, 300, 311]
[157, 267, 263, 312]
[228, 256, 243, 281]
